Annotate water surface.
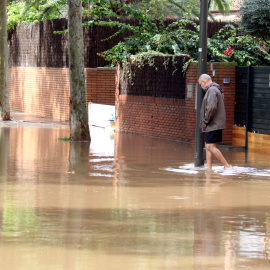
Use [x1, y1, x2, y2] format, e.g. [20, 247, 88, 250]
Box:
[0, 123, 269, 269]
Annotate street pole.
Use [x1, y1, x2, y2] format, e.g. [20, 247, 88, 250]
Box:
[194, 0, 208, 167]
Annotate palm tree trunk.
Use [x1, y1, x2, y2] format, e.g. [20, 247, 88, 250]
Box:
[0, 0, 10, 121]
[67, 0, 90, 141]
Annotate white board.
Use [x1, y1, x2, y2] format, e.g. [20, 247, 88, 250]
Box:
[88, 102, 115, 128]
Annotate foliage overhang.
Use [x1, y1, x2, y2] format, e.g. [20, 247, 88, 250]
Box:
[6, 0, 270, 69]
[85, 17, 270, 70]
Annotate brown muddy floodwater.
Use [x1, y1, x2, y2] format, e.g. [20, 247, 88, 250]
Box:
[0, 121, 270, 270]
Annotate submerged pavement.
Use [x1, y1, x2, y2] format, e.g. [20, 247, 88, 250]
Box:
[0, 111, 269, 269]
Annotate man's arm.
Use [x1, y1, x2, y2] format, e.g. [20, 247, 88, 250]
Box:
[203, 88, 218, 125]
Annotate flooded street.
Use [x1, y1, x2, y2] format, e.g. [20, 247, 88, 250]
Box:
[0, 119, 270, 270]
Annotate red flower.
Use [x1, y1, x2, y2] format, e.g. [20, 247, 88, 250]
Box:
[223, 46, 233, 58]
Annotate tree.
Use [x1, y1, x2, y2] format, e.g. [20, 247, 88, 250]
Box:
[208, 0, 231, 14]
[239, 0, 270, 40]
[130, 0, 231, 20]
[6, 0, 233, 27]
[0, 0, 10, 121]
[67, 0, 90, 141]
[6, 0, 90, 141]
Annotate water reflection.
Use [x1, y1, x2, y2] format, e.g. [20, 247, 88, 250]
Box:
[0, 124, 269, 269]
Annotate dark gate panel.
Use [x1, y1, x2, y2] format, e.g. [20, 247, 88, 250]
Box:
[251, 67, 270, 135]
[235, 66, 248, 126]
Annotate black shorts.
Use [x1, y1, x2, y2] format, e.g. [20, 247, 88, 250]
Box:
[205, 130, 223, 144]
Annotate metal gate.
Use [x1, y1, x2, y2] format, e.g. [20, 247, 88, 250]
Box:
[235, 67, 248, 126]
[235, 66, 270, 135]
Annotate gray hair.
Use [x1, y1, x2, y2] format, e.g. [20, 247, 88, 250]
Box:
[198, 74, 212, 82]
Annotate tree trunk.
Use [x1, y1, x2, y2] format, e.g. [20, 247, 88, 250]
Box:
[0, 0, 10, 121]
[67, 0, 90, 141]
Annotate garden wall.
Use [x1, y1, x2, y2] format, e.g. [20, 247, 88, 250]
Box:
[8, 18, 237, 141]
[8, 19, 125, 68]
[115, 62, 237, 144]
[9, 61, 236, 145]
[9, 67, 116, 121]
[8, 18, 233, 68]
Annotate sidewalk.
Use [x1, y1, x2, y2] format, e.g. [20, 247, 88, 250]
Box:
[0, 111, 69, 128]
[3, 112, 245, 153]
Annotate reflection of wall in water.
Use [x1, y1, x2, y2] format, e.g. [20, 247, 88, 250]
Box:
[7, 127, 70, 205]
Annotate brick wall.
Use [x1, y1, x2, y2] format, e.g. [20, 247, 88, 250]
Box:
[9, 67, 70, 121]
[85, 68, 116, 105]
[115, 95, 187, 141]
[9, 63, 236, 144]
[9, 67, 116, 121]
[115, 62, 237, 144]
[115, 66, 189, 142]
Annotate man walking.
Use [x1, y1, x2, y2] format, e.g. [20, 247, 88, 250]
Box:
[198, 74, 233, 170]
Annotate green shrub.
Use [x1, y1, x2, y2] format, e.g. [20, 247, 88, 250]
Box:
[239, 0, 270, 40]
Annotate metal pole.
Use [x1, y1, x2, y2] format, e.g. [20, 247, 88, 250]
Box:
[245, 66, 252, 152]
[194, 0, 208, 167]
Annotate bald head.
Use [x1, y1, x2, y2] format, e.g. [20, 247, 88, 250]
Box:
[198, 74, 212, 89]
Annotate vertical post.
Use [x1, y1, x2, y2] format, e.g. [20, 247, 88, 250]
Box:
[194, 0, 208, 167]
[67, 0, 90, 141]
[245, 66, 253, 152]
[0, 0, 10, 121]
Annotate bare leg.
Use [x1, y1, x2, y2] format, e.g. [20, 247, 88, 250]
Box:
[205, 143, 230, 169]
[205, 147, 213, 170]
